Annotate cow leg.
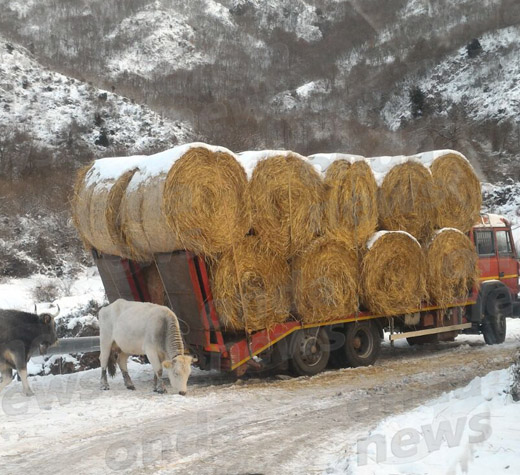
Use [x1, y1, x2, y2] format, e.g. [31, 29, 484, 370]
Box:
[117, 353, 135, 390]
[99, 336, 112, 391]
[146, 351, 166, 394]
[11, 353, 34, 396]
[0, 364, 14, 393]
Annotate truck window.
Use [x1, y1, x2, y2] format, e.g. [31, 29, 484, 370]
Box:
[496, 230, 513, 256]
[474, 230, 495, 256]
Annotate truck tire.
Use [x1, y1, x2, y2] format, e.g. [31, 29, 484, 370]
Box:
[482, 313, 506, 345]
[482, 291, 509, 345]
[342, 321, 381, 367]
[289, 328, 330, 376]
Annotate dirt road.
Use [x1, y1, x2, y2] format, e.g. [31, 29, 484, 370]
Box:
[1, 332, 518, 475]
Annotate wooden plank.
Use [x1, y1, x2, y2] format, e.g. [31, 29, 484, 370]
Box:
[389, 323, 472, 341]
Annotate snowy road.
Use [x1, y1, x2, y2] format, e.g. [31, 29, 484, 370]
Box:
[0, 323, 519, 475]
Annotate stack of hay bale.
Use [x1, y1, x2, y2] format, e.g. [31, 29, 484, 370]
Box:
[72, 144, 480, 333]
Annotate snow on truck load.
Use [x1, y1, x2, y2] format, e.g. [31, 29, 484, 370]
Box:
[72, 144, 519, 376]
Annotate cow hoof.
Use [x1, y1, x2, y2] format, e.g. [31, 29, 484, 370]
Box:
[24, 390, 35, 397]
[154, 388, 167, 394]
[126, 385, 136, 391]
[100, 385, 110, 391]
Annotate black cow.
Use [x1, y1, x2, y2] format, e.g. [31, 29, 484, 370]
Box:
[0, 309, 58, 396]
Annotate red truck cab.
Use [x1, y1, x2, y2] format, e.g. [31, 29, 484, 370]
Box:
[466, 214, 520, 345]
[470, 214, 520, 308]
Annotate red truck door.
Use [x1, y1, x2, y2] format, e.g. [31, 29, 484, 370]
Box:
[473, 228, 498, 281]
[495, 229, 519, 297]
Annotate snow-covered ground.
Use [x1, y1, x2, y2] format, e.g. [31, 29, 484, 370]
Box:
[331, 367, 519, 474]
[0, 260, 519, 475]
[0, 320, 518, 474]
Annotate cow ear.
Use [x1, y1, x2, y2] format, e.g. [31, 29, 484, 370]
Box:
[162, 361, 172, 369]
[40, 314, 52, 325]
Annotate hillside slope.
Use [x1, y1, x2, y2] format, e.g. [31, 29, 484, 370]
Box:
[0, 36, 192, 177]
[0, 0, 518, 181]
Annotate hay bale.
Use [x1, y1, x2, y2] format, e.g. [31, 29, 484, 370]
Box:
[426, 228, 479, 308]
[360, 231, 427, 315]
[420, 150, 481, 232]
[71, 155, 145, 255]
[376, 159, 437, 243]
[244, 151, 325, 257]
[292, 236, 359, 323]
[211, 236, 291, 331]
[324, 159, 378, 247]
[163, 145, 248, 257]
[88, 169, 138, 257]
[121, 170, 180, 262]
[71, 163, 95, 250]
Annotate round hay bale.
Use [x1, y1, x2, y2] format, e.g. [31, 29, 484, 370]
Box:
[377, 160, 437, 243]
[426, 228, 479, 308]
[324, 159, 378, 247]
[121, 171, 181, 262]
[247, 152, 325, 257]
[88, 169, 138, 257]
[429, 152, 481, 232]
[71, 163, 95, 250]
[360, 231, 427, 315]
[292, 236, 359, 323]
[211, 237, 291, 332]
[163, 146, 248, 257]
[71, 155, 146, 255]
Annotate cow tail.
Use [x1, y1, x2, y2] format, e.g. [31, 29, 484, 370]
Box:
[107, 350, 117, 378]
[166, 313, 185, 360]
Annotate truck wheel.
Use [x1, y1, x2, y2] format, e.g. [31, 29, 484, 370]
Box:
[482, 313, 506, 345]
[289, 328, 330, 376]
[342, 321, 381, 367]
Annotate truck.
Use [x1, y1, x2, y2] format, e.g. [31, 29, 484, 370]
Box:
[92, 213, 520, 377]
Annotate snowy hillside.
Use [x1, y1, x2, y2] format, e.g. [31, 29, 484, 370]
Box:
[0, 0, 519, 180]
[0, 37, 192, 159]
[382, 25, 520, 130]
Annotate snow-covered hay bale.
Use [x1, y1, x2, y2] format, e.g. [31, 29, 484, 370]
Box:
[292, 236, 359, 323]
[164, 146, 248, 257]
[88, 169, 138, 257]
[324, 159, 378, 247]
[246, 152, 325, 257]
[211, 237, 291, 331]
[71, 163, 95, 250]
[71, 155, 146, 256]
[428, 151, 481, 232]
[377, 160, 437, 243]
[121, 171, 180, 262]
[426, 229, 479, 308]
[360, 231, 427, 315]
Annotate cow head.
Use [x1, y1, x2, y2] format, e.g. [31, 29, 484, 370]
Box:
[37, 313, 58, 355]
[162, 354, 193, 395]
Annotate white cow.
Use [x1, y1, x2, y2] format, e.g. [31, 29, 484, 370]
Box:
[98, 299, 193, 395]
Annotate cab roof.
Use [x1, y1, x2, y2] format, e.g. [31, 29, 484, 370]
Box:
[474, 213, 510, 228]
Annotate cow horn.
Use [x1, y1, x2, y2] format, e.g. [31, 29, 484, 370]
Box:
[50, 304, 60, 317]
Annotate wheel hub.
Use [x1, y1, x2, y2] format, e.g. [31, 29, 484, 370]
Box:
[299, 336, 322, 366]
